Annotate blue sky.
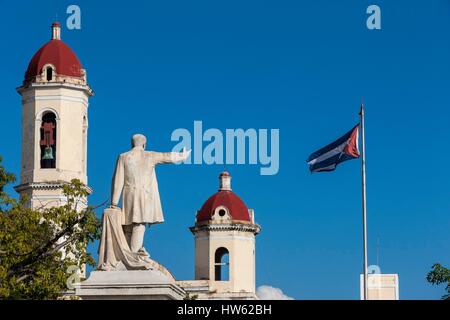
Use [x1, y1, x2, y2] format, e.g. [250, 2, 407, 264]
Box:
[1, 0, 449, 299]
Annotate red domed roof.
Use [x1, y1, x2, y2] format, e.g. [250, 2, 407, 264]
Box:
[24, 23, 82, 80]
[196, 189, 251, 223]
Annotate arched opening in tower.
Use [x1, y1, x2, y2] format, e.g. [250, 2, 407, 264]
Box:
[46, 67, 53, 81]
[214, 247, 230, 281]
[40, 112, 57, 169]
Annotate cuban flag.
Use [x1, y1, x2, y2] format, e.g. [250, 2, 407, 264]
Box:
[307, 124, 360, 173]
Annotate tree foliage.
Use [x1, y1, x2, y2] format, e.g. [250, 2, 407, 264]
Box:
[427, 263, 450, 300]
[0, 156, 101, 299]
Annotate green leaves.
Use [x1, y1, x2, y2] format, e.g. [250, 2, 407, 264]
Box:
[0, 157, 101, 299]
[0, 156, 15, 191]
[427, 263, 450, 300]
[0, 156, 16, 210]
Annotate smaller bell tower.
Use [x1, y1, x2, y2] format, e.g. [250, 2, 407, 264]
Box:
[15, 22, 93, 209]
[190, 172, 261, 299]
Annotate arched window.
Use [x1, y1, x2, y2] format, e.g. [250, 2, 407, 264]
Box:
[40, 112, 57, 168]
[214, 247, 230, 281]
[46, 67, 53, 81]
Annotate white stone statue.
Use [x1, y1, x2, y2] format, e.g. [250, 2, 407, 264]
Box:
[97, 134, 190, 271]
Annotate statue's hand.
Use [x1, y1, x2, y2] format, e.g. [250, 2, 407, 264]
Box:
[110, 204, 119, 209]
[181, 148, 192, 160]
[170, 148, 191, 162]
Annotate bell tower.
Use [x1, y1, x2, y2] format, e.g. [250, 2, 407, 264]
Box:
[15, 22, 93, 208]
[190, 172, 261, 299]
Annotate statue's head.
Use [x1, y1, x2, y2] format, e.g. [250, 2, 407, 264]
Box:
[131, 134, 147, 149]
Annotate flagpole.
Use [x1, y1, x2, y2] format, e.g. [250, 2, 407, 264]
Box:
[360, 102, 369, 300]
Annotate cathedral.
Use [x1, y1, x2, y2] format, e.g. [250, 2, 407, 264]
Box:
[16, 22, 261, 300]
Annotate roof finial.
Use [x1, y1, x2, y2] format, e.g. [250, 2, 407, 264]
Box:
[219, 171, 231, 191]
[51, 21, 61, 40]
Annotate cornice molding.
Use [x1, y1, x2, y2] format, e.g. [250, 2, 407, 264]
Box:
[14, 181, 93, 194]
[17, 81, 94, 96]
[190, 222, 261, 235]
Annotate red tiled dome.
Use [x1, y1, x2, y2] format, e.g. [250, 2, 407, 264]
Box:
[196, 190, 250, 223]
[24, 22, 82, 80]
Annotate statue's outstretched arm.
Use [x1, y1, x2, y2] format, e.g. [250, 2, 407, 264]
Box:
[153, 148, 191, 164]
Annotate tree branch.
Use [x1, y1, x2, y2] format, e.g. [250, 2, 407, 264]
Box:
[6, 209, 89, 277]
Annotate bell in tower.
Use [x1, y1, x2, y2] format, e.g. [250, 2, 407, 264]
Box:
[40, 112, 56, 168]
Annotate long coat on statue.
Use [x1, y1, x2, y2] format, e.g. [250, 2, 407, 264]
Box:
[111, 147, 183, 225]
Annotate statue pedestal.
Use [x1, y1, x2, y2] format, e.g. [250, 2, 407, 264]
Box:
[75, 261, 185, 300]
